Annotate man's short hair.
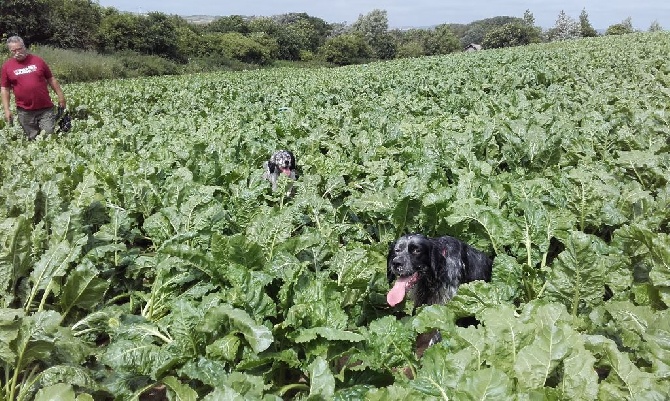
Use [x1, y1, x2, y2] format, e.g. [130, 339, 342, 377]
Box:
[6, 36, 25, 47]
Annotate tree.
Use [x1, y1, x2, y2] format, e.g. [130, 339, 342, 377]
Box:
[459, 16, 523, 48]
[648, 20, 663, 32]
[579, 8, 598, 37]
[423, 24, 460, 55]
[522, 9, 535, 26]
[46, 0, 103, 50]
[95, 10, 184, 61]
[390, 28, 429, 58]
[546, 10, 581, 41]
[274, 13, 332, 51]
[605, 17, 634, 35]
[205, 15, 250, 34]
[351, 9, 394, 59]
[319, 34, 370, 65]
[482, 22, 541, 49]
[396, 41, 424, 58]
[249, 17, 302, 60]
[174, 23, 200, 59]
[200, 32, 272, 65]
[351, 9, 388, 43]
[96, 10, 144, 53]
[0, 0, 52, 45]
[141, 13, 184, 61]
[521, 9, 543, 43]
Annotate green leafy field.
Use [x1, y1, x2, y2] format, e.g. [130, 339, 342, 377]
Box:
[1, 31, 669, 400]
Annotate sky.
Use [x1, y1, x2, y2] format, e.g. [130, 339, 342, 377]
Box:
[95, 0, 669, 30]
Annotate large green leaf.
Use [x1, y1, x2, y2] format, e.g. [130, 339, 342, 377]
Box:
[355, 316, 415, 371]
[412, 344, 480, 398]
[584, 334, 666, 399]
[513, 303, 579, 391]
[12, 311, 62, 372]
[211, 232, 265, 270]
[456, 367, 514, 401]
[33, 383, 75, 401]
[561, 344, 599, 401]
[60, 259, 109, 317]
[200, 305, 273, 354]
[0, 216, 32, 305]
[644, 310, 670, 379]
[604, 301, 656, 351]
[26, 235, 87, 310]
[30, 365, 99, 398]
[0, 308, 23, 363]
[391, 196, 421, 236]
[543, 231, 609, 315]
[330, 246, 378, 288]
[162, 376, 198, 401]
[479, 304, 533, 374]
[308, 356, 335, 398]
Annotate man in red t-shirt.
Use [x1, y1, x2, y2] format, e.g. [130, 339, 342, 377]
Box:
[1, 36, 67, 139]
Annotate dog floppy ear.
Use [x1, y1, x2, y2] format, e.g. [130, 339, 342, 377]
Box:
[437, 239, 465, 288]
[288, 151, 296, 170]
[267, 160, 277, 174]
[429, 241, 452, 284]
[387, 241, 397, 284]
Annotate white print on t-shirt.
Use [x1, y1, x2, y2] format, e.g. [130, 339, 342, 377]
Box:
[13, 65, 38, 75]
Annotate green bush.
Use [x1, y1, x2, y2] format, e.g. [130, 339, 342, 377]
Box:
[200, 32, 273, 65]
[319, 34, 371, 65]
[396, 42, 425, 58]
[482, 22, 542, 49]
[117, 51, 183, 77]
[605, 23, 635, 35]
[183, 54, 257, 73]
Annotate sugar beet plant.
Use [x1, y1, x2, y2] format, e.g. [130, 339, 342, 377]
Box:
[0, 32, 669, 400]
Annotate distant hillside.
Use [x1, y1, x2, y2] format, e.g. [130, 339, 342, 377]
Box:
[183, 15, 221, 24]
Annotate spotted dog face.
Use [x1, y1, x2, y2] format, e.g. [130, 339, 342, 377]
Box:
[386, 234, 433, 306]
[263, 150, 297, 194]
[268, 150, 295, 176]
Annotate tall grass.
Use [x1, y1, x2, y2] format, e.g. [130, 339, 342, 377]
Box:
[30, 46, 335, 84]
[32, 46, 191, 83]
[32, 46, 129, 83]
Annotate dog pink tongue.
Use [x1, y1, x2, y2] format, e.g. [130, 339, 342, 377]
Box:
[387, 276, 413, 306]
[280, 168, 292, 176]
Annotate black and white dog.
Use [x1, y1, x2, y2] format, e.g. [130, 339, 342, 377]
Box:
[262, 150, 297, 194]
[387, 233, 493, 308]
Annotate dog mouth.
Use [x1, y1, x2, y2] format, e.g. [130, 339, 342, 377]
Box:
[279, 167, 292, 176]
[387, 272, 419, 307]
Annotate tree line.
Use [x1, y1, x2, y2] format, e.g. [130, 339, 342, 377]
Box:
[0, 0, 663, 70]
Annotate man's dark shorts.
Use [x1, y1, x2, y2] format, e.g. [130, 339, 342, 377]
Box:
[16, 107, 56, 140]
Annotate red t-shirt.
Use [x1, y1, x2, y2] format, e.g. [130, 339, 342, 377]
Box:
[1, 54, 54, 110]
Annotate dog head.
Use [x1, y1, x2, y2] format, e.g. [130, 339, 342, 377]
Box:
[268, 150, 295, 176]
[386, 234, 434, 307]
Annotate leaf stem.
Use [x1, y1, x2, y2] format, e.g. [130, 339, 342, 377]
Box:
[277, 383, 309, 397]
[425, 377, 449, 401]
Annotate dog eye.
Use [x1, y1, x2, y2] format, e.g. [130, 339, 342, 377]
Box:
[410, 247, 421, 254]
